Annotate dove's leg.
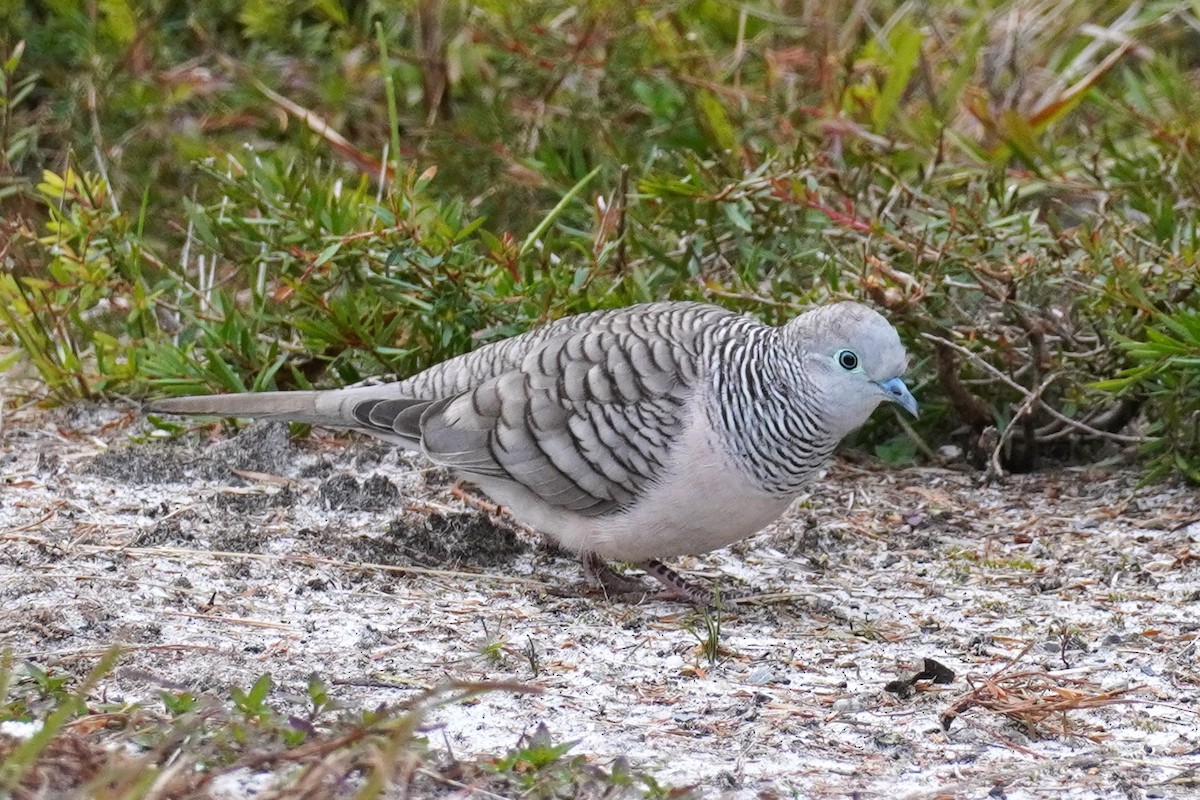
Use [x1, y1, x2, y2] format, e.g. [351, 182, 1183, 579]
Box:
[580, 552, 653, 595]
[579, 553, 747, 607]
[642, 559, 748, 606]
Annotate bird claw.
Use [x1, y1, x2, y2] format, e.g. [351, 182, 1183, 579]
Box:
[557, 553, 752, 607]
[580, 552, 655, 595]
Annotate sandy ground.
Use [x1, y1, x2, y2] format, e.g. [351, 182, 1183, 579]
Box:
[1, 401, 1198, 799]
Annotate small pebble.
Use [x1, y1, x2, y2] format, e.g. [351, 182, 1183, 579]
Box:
[745, 666, 774, 685]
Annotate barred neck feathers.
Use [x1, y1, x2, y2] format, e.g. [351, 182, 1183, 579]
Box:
[704, 317, 837, 495]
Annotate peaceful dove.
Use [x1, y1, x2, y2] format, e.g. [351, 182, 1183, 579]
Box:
[147, 300, 917, 603]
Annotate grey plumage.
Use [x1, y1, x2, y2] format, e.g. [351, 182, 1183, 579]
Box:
[148, 300, 916, 601]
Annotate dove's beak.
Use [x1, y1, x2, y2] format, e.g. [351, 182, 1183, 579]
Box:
[878, 377, 919, 418]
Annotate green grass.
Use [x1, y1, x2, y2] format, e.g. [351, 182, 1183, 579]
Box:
[3, 1, 1199, 478]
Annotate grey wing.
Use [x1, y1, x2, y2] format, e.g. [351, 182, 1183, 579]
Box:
[147, 302, 730, 467]
[354, 326, 703, 516]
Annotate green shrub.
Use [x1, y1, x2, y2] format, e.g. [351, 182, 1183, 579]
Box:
[1095, 308, 1200, 482]
[2, 1, 1198, 479]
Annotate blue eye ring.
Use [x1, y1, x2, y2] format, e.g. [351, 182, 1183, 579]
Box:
[837, 349, 859, 371]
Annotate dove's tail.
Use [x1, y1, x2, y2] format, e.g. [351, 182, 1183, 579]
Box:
[146, 387, 398, 430]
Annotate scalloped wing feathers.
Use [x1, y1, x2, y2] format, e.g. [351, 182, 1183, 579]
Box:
[353, 314, 712, 516]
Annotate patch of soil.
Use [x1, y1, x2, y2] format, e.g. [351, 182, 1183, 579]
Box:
[84, 441, 225, 484]
[131, 517, 194, 547]
[207, 523, 270, 554]
[297, 524, 405, 568]
[85, 422, 297, 486]
[317, 474, 400, 512]
[301, 511, 526, 570]
[386, 512, 527, 567]
[208, 422, 294, 474]
[213, 486, 298, 512]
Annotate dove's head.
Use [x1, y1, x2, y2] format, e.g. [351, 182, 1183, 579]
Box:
[782, 301, 917, 438]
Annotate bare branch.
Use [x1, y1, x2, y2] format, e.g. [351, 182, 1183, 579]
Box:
[922, 332, 1156, 445]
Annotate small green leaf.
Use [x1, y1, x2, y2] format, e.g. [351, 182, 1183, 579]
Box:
[872, 20, 923, 132]
[313, 241, 342, 268]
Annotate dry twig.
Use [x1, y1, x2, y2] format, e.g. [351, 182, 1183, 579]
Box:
[923, 332, 1154, 445]
[942, 642, 1139, 741]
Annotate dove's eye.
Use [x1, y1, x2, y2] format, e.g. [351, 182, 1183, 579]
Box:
[836, 349, 860, 371]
